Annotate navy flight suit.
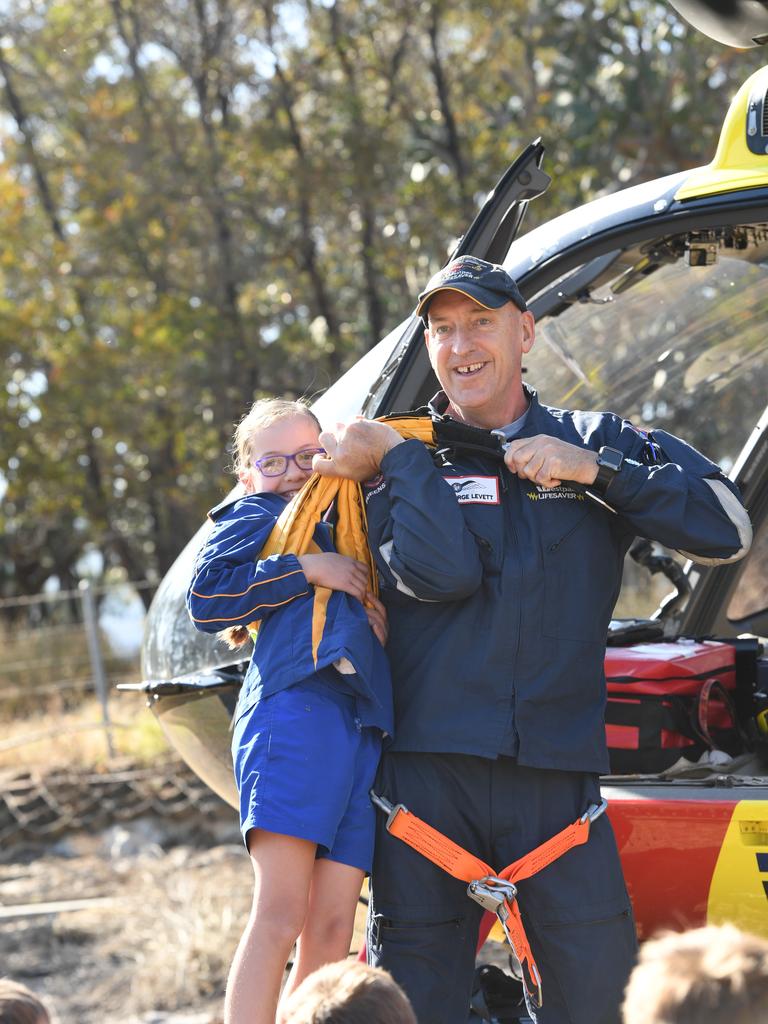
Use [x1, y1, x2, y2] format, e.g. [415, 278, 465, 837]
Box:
[363, 386, 751, 1024]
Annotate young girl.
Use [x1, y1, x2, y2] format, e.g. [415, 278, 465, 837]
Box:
[187, 398, 392, 1024]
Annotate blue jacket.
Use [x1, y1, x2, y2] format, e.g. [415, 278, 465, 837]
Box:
[363, 387, 751, 772]
[186, 492, 393, 734]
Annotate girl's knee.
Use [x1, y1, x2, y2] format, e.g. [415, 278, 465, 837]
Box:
[301, 907, 355, 954]
[250, 887, 308, 946]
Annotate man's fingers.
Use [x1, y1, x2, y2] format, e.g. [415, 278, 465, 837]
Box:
[318, 429, 338, 452]
[312, 456, 339, 477]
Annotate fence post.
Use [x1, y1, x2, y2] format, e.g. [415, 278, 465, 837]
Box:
[79, 580, 115, 759]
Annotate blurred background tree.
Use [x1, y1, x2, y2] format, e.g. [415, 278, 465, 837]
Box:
[0, 0, 763, 598]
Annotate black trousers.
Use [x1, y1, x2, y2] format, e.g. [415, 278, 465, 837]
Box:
[367, 753, 637, 1024]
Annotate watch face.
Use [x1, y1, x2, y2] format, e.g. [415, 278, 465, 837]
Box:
[599, 447, 623, 472]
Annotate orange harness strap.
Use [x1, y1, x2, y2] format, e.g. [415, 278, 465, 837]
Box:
[370, 792, 608, 1014]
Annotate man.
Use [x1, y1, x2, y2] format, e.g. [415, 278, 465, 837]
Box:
[313, 256, 752, 1024]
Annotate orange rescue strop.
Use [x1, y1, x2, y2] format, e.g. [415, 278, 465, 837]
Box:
[370, 791, 608, 1014]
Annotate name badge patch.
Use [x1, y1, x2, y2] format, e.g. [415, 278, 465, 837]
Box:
[444, 475, 500, 505]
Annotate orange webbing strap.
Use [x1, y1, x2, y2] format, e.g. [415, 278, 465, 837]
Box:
[372, 793, 608, 1014]
[497, 897, 541, 1006]
[385, 803, 493, 882]
[498, 812, 592, 886]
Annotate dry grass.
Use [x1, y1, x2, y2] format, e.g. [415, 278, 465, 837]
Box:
[1, 695, 170, 771]
[0, 841, 247, 1023]
[0, 835, 376, 1024]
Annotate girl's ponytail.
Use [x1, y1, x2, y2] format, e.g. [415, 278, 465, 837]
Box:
[219, 625, 252, 648]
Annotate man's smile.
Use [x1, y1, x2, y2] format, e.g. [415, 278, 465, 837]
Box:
[455, 361, 486, 375]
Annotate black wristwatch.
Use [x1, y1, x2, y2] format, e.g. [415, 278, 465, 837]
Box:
[592, 446, 624, 495]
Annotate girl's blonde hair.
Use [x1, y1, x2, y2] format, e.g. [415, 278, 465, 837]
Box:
[222, 398, 321, 651]
[232, 398, 320, 478]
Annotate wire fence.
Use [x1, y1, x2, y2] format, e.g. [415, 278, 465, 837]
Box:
[0, 579, 156, 758]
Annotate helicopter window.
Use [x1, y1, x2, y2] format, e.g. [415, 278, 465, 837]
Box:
[526, 226, 768, 618]
[528, 230, 768, 469]
[726, 516, 768, 624]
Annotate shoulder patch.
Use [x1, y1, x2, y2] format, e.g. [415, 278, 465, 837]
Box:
[444, 475, 500, 505]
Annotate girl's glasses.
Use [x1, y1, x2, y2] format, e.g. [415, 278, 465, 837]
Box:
[252, 448, 324, 477]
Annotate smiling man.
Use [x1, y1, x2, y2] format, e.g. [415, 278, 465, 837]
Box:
[313, 256, 752, 1024]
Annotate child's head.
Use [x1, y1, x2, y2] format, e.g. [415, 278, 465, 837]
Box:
[234, 398, 322, 499]
[0, 980, 51, 1024]
[622, 923, 768, 1024]
[281, 960, 417, 1024]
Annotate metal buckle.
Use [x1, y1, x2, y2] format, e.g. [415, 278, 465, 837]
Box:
[580, 798, 608, 824]
[369, 790, 409, 832]
[490, 428, 511, 452]
[466, 876, 518, 915]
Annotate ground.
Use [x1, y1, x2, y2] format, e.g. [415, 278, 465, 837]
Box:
[0, 813, 248, 1024]
[1, 811, 515, 1023]
[0, 741, 516, 1024]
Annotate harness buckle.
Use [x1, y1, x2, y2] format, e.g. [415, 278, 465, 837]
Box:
[580, 798, 608, 824]
[369, 790, 410, 832]
[467, 876, 518, 915]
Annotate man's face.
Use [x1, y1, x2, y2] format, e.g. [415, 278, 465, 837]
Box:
[424, 291, 535, 428]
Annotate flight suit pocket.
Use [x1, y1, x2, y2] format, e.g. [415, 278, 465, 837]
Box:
[541, 504, 615, 642]
[460, 500, 505, 575]
[535, 900, 637, 1024]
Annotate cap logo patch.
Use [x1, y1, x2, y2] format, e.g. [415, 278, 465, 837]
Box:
[444, 475, 500, 504]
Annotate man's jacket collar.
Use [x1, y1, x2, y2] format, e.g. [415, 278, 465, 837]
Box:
[425, 385, 543, 459]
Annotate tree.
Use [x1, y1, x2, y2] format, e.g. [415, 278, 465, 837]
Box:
[0, 0, 762, 599]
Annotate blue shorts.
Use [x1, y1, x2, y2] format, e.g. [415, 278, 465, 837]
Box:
[231, 675, 382, 873]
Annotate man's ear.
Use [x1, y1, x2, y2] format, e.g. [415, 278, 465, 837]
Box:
[520, 310, 535, 355]
[423, 324, 433, 360]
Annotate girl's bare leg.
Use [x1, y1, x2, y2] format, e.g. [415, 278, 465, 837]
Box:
[224, 830, 317, 1024]
[278, 858, 365, 1012]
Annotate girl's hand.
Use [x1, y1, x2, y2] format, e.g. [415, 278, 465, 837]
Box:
[297, 552, 368, 603]
[364, 592, 389, 646]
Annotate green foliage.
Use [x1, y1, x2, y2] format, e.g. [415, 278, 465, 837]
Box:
[0, 0, 764, 595]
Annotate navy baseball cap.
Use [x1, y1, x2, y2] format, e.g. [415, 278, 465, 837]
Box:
[416, 256, 527, 319]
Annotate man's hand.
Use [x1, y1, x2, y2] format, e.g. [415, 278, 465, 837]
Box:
[313, 419, 404, 481]
[297, 552, 369, 603]
[503, 434, 599, 489]
[364, 592, 389, 646]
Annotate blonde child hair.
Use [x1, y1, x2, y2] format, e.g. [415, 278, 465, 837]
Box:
[622, 923, 768, 1024]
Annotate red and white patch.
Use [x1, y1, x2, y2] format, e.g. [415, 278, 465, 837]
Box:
[443, 475, 500, 504]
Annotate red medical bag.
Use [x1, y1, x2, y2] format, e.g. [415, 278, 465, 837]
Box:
[604, 639, 741, 773]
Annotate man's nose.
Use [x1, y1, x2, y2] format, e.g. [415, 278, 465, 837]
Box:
[451, 325, 472, 352]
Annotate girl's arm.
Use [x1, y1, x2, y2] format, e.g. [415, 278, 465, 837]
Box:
[187, 500, 309, 633]
[187, 498, 370, 633]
